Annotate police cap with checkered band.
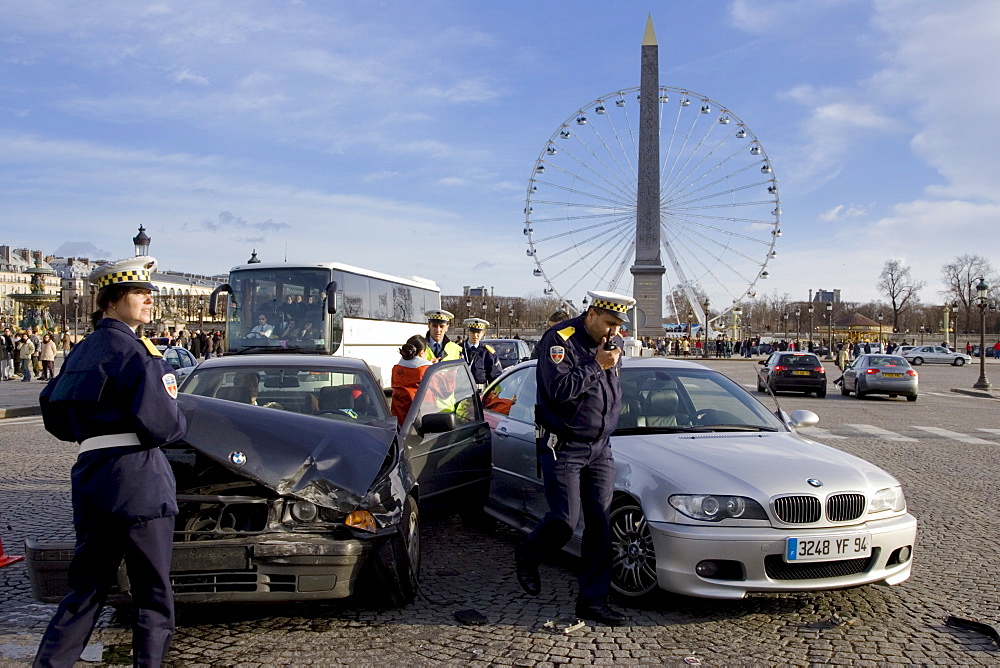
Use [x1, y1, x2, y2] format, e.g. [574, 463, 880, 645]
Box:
[89, 256, 159, 292]
[586, 290, 635, 323]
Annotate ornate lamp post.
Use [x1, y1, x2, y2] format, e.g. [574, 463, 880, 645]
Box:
[481, 300, 487, 319]
[973, 277, 991, 390]
[466, 297, 472, 322]
[508, 307, 514, 338]
[825, 302, 834, 360]
[877, 311, 883, 351]
[495, 303, 500, 333]
[807, 303, 814, 351]
[782, 312, 788, 341]
[702, 297, 710, 359]
[132, 225, 151, 257]
[795, 308, 801, 350]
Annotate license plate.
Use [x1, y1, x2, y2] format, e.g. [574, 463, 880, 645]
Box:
[792, 370, 810, 376]
[785, 533, 871, 562]
[883, 373, 903, 378]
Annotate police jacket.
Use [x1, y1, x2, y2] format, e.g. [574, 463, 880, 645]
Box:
[40, 318, 186, 523]
[462, 342, 503, 385]
[422, 333, 462, 362]
[534, 314, 623, 443]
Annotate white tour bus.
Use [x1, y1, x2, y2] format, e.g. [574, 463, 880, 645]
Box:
[210, 261, 440, 386]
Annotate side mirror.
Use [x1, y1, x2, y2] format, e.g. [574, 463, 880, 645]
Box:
[757, 359, 766, 365]
[418, 412, 456, 435]
[208, 283, 232, 317]
[325, 281, 338, 315]
[788, 409, 819, 429]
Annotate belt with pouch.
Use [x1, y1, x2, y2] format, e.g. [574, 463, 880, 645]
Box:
[78, 433, 141, 455]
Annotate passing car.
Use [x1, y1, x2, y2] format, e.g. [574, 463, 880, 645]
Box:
[25, 356, 490, 608]
[482, 358, 916, 601]
[757, 351, 828, 397]
[482, 338, 532, 369]
[841, 355, 918, 401]
[902, 345, 971, 366]
[156, 344, 199, 381]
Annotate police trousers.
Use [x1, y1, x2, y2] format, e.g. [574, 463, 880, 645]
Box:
[34, 515, 175, 668]
[521, 435, 615, 605]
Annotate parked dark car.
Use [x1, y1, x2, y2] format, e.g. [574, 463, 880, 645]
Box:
[25, 357, 490, 608]
[482, 338, 532, 369]
[757, 352, 827, 397]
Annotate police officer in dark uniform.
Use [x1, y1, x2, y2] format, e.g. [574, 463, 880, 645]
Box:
[34, 256, 186, 668]
[461, 318, 503, 388]
[514, 290, 634, 626]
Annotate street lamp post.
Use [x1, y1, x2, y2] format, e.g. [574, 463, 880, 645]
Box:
[73, 295, 79, 346]
[825, 302, 834, 360]
[508, 308, 514, 338]
[877, 311, 883, 351]
[795, 308, 801, 350]
[782, 312, 788, 341]
[703, 298, 710, 359]
[466, 297, 472, 322]
[687, 309, 693, 356]
[808, 304, 814, 351]
[973, 277, 991, 390]
[495, 303, 500, 334]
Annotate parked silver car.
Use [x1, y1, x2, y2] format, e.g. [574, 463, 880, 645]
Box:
[483, 358, 916, 601]
[902, 345, 971, 366]
[155, 344, 198, 381]
[841, 354, 918, 401]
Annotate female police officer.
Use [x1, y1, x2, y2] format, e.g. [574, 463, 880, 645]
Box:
[34, 256, 186, 668]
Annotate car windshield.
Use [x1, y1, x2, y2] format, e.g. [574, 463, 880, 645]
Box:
[181, 364, 390, 425]
[779, 354, 820, 366]
[615, 367, 785, 433]
[484, 340, 519, 360]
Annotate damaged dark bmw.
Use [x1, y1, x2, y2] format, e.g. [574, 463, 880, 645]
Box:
[26, 356, 491, 608]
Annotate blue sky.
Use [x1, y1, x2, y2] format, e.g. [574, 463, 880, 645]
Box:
[1, 0, 998, 310]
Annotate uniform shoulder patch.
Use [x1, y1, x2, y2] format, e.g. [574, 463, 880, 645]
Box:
[162, 373, 178, 399]
[549, 346, 566, 364]
[140, 337, 163, 357]
[556, 326, 575, 341]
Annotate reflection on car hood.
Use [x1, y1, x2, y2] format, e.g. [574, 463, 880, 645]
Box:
[176, 394, 395, 512]
[613, 430, 897, 496]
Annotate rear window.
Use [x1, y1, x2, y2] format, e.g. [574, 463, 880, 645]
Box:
[780, 354, 820, 366]
[868, 356, 907, 367]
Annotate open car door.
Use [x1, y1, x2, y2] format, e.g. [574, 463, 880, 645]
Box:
[398, 360, 490, 505]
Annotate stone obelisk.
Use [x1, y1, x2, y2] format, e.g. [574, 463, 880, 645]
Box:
[631, 16, 666, 337]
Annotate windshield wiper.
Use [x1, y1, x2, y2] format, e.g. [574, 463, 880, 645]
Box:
[614, 426, 714, 435]
[694, 424, 780, 432]
[230, 345, 304, 355]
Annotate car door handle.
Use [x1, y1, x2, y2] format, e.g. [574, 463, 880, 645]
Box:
[496, 426, 510, 438]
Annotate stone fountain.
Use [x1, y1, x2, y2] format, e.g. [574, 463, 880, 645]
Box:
[10, 259, 61, 330]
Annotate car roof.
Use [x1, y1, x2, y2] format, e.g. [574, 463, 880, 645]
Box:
[191, 354, 373, 372]
[504, 356, 711, 371]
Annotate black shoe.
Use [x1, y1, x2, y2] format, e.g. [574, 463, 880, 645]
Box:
[514, 544, 540, 596]
[575, 602, 626, 626]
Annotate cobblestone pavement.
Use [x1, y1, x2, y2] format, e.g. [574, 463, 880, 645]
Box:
[1, 361, 998, 665]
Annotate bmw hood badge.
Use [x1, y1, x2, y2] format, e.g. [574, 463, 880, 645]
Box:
[229, 451, 248, 467]
[807, 478, 823, 488]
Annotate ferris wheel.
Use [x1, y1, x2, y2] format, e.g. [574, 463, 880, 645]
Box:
[524, 86, 780, 329]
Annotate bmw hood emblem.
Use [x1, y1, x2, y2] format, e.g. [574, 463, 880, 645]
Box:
[229, 451, 248, 467]
[807, 478, 823, 488]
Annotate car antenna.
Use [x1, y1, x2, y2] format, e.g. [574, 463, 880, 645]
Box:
[755, 361, 785, 420]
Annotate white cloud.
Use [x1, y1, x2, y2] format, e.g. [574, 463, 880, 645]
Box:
[171, 69, 209, 86]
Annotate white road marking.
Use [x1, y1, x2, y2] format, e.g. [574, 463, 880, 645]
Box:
[976, 428, 1000, 436]
[844, 424, 918, 442]
[912, 426, 993, 444]
[0, 416, 44, 426]
[795, 426, 847, 440]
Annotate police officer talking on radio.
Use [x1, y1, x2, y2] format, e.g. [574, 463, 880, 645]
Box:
[515, 290, 634, 626]
[34, 256, 186, 668]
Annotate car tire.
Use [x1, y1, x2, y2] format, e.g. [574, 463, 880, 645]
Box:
[609, 500, 659, 604]
[840, 382, 850, 396]
[856, 382, 866, 399]
[907, 394, 918, 402]
[816, 387, 827, 398]
[911, 357, 924, 366]
[756, 377, 765, 393]
[357, 493, 419, 608]
[953, 357, 965, 366]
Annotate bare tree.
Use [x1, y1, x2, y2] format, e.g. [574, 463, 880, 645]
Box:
[940, 255, 998, 332]
[876, 260, 924, 331]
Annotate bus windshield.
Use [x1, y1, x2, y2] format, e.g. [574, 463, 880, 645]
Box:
[227, 267, 332, 353]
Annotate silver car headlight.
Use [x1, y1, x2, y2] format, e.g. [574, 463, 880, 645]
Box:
[869, 486, 906, 513]
[669, 495, 769, 522]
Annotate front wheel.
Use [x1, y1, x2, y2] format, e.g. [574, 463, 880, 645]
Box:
[609, 501, 658, 603]
[911, 357, 924, 366]
[953, 357, 965, 366]
[907, 394, 918, 402]
[357, 494, 419, 607]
